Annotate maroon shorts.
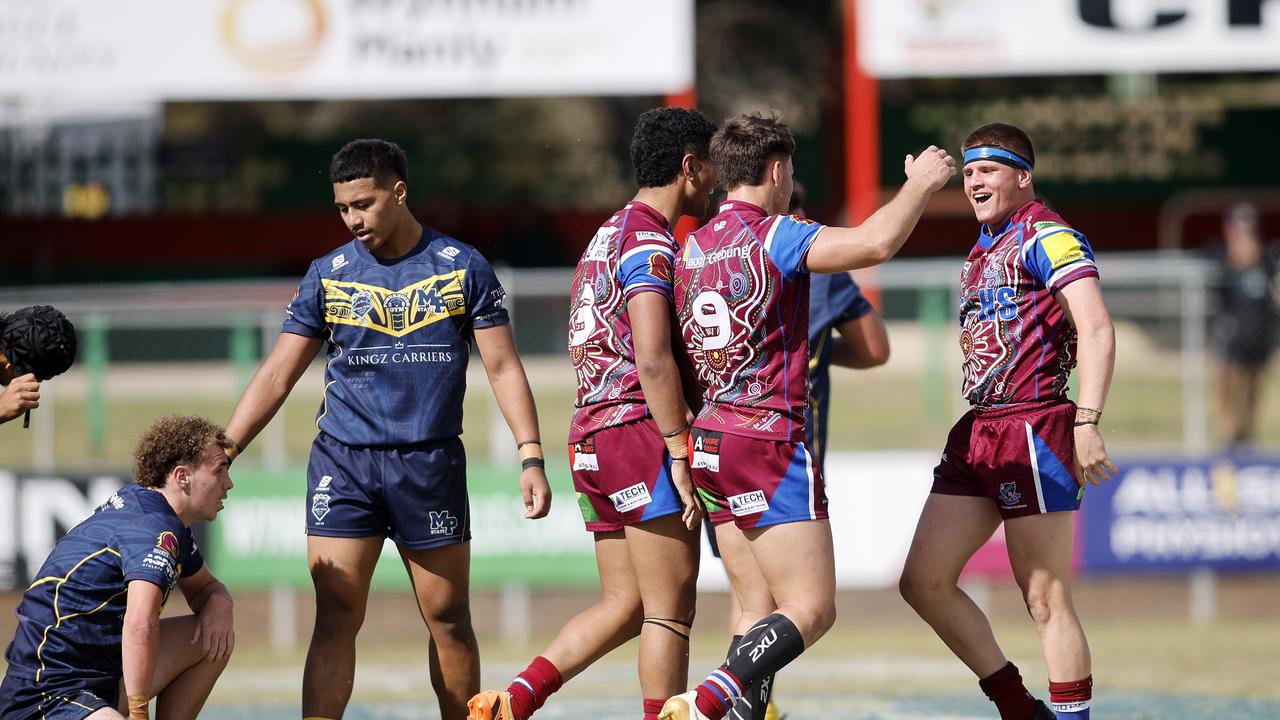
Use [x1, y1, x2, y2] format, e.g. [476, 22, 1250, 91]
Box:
[569, 418, 682, 533]
[690, 428, 828, 530]
[931, 400, 1082, 519]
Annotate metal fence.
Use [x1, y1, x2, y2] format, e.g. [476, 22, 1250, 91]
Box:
[1, 252, 1276, 473]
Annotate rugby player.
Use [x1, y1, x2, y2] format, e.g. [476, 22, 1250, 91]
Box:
[1, 416, 235, 720]
[468, 107, 716, 720]
[224, 139, 551, 719]
[898, 123, 1117, 720]
[661, 113, 953, 720]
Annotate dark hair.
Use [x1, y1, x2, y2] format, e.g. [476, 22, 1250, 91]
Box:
[962, 123, 1036, 168]
[630, 107, 718, 188]
[329, 139, 409, 186]
[711, 113, 797, 191]
[0, 305, 77, 381]
[133, 416, 232, 489]
[787, 179, 807, 214]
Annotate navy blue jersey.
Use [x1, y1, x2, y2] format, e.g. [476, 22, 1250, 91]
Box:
[806, 272, 873, 467]
[3, 484, 202, 686]
[284, 228, 510, 447]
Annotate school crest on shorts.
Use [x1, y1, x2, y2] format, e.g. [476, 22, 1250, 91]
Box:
[998, 482, 1022, 507]
[311, 492, 331, 522]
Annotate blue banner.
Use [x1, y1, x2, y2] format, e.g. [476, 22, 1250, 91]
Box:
[1082, 457, 1280, 572]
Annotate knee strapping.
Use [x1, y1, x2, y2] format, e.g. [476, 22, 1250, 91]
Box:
[642, 616, 692, 641]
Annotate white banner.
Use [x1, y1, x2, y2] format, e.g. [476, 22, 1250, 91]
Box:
[0, 0, 693, 100]
[859, 0, 1280, 78]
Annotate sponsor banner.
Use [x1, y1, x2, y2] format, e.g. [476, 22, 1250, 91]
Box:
[208, 460, 598, 589]
[0, 472, 124, 589]
[859, 1, 1280, 78]
[1082, 457, 1280, 572]
[0, 0, 694, 101]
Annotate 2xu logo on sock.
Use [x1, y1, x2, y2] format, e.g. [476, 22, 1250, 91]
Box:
[748, 629, 777, 662]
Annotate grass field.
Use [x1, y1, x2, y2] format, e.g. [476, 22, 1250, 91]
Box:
[6, 576, 1274, 719]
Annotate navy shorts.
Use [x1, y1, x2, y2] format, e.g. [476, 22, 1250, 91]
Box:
[306, 432, 470, 549]
[0, 671, 116, 720]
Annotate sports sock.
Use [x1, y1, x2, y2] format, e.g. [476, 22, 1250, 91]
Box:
[643, 698, 665, 720]
[693, 614, 805, 720]
[507, 656, 563, 720]
[978, 662, 1038, 720]
[1048, 676, 1092, 719]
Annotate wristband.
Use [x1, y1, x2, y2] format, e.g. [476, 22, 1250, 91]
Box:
[1075, 406, 1102, 425]
[661, 421, 691, 438]
[1073, 420, 1099, 427]
[521, 457, 546, 471]
[517, 441, 544, 463]
[128, 694, 149, 720]
[670, 456, 689, 464]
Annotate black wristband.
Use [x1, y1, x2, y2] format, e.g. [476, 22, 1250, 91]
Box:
[670, 456, 689, 463]
[521, 457, 546, 471]
[1073, 420, 1099, 427]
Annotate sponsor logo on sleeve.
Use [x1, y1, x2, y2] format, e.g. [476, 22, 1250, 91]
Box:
[1041, 232, 1085, 269]
[609, 482, 653, 513]
[437, 245, 461, 260]
[331, 253, 348, 271]
[728, 490, 769, 516]
[142, 531, 181, 585]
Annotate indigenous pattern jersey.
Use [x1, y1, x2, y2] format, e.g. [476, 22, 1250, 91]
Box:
[807, 271, 873, 465]
[284, 228, 509, 447]
[959, 199, 1098, 406]
[568, 202, 676, 443]
[3, 484, 203, 685]
[675, 200, 825, 442]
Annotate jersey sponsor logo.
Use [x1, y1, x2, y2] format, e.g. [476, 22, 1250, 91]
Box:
[311, 492, 331, 523]
[686, 245, 751, 269]
[103, 492, 125, 510]
[429, 510, 458, 535]
[713, 220, 728, 232]
[321, 271, 468, 338]
[572, 438, 599, 471]
[691, 431, 722, 473]
[609, 482, 653, 513]
[155, 531, 180, 559]
[729, 490, 769, 516]
[998, 482, 1023, 507]
[437, 245, 461, 260]
[635, 231, 671, 245]
[683, 236, 707, 268]
[1041, 232, 1085, 269]
[584, 226, 618, 262]
[143, 531, 181, 586]
[331, 253, 348, 271]
[977, 286, 1018, 322]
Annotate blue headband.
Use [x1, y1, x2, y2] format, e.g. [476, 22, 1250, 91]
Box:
[963, 146, 1033, 172]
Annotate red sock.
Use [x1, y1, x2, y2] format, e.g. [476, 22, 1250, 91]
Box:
[1049, 675, 1093, 716]
[506, 656, 564, 720]
[643, 698, 665, 720]
[979, 662, 1038, 720]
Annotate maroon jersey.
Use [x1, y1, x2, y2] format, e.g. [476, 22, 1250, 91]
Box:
[568, 201, 677, 442]
[674, 200, 824, 442]
[959, 199, 1099, 406]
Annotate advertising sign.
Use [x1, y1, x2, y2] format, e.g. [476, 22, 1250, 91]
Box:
[859, 1, 1280, 78]
[0, 471, 125, 589]
[0, 0, 694, 100]
[1081, 457, 1280, 572]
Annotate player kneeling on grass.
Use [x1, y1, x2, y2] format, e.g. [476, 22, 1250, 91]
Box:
[0, 416, 235, 720]
[898, 123, 1118, 720]
[660, 113, 954, 720]
[468, 106, 716, 720]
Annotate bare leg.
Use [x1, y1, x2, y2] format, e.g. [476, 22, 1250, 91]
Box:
[113, 615, 231, 720]
[743, 519, 837, 645]
[533, 530, 643, 681]
[714, 522, 775, 636]
[400, 541, 481, 720]
[625, 515, 700, 699]
[303, 535, 384, 719]
[1005, 511, 1090, 682]
[899, 493, 1007, 678]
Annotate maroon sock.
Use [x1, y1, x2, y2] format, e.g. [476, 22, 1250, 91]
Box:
[506, 656, 564, 720]
[643, 698, 665, 720]
[978, 662, 1039, 720]
[1049, 675, 1093, 716]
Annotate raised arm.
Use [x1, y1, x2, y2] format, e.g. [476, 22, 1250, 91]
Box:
[1056, 276, 1119, 486]
[474, 324, 551, 519]
[225, 332, 323, 461]
[805, 147, 955, 274]
[630, 292, 702, 529]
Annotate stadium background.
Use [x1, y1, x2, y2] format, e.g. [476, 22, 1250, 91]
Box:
[2, 1, 1279, 718]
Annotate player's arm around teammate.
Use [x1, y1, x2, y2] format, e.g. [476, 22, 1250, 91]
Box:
[473, 324, 551, 519]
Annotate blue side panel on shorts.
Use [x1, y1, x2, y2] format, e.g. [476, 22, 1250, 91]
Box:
[640, 455, 680, 522]
[1033, 433, 1081, 512]
[757, 443, 814, 525]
